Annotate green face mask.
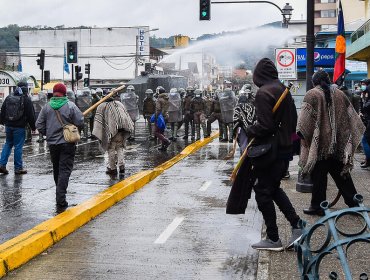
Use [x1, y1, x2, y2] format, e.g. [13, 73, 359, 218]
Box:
[361, 85, 367, 91]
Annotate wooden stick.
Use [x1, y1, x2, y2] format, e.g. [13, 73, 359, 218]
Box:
[82, 84, 126, 116]
[224, 138, 238, 160]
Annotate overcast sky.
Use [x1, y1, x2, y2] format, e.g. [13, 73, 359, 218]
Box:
[1, 0, 306, 37]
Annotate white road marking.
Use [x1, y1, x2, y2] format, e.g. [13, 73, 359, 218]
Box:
[154, 216, 184, 244]
[199, 181, 212, 192]
[218, 161, 228, 169]
[290, 171, 299, 175]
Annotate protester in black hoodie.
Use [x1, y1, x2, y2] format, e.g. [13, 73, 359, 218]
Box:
[247, 58, 303, 251]
[0, 82, 36, 175]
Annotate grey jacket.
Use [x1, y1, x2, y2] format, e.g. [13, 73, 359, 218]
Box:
[36, 102, 84, 145]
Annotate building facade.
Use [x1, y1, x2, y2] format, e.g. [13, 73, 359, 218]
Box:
[19, 27, 151, 86]
[347, 0, 370, 78]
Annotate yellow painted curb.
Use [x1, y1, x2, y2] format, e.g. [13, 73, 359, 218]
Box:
[0, 132, 219, 278]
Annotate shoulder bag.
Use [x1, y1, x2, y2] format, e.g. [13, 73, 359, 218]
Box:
[54, 109, 81, 143]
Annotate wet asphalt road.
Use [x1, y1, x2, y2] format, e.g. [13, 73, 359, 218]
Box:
[0, 120, 203, 244]
[4, 139, 262, 280]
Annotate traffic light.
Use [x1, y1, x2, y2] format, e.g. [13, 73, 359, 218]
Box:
[200, 0, 211, 20]
[145, 63, 151, 73]
[85, 63, 90, 75]
[83, 78, 90, 87]
[75, 65, 83, 81]
[36, 49, 45, 70]
[44, 70, 50, 84]
[67, 41, 78, 63]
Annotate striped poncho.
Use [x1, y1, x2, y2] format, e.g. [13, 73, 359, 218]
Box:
[92, 100, 134, 151]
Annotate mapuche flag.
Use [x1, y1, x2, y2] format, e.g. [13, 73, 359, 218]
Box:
[333, 0, 345, 85]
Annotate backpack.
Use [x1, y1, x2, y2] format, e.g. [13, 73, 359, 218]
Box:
[5, 94, 25, 122]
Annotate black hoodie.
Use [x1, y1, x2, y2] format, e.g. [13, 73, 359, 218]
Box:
[247, 58, 297, 156]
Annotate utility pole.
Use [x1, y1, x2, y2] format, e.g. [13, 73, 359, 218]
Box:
[306, 0, 315, 92]
[135, 35, 139, 77]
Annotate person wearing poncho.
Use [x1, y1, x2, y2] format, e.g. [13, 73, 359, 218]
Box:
[298, 70, 365, 216]
[92, 93, 134, 175]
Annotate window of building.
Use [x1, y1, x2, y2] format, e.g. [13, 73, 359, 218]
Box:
[321, 24, 337, 30]
[321, 9, 336, 18]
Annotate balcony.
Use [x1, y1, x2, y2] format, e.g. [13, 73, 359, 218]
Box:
[347, 18, 370, 61]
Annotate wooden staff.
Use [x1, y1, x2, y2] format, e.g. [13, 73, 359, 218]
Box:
[230, 82, 293, 182]
[82, 84, 126, 116]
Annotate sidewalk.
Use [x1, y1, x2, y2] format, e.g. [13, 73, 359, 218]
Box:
[257, 154, 370, 279]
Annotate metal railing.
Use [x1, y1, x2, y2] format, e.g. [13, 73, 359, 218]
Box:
[296, 194, 370, 279]
[351, 18, 370, 43]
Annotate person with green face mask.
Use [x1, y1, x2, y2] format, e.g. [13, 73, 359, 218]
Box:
[359, 79, 370, 168]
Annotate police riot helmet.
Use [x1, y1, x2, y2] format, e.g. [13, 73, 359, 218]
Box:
[145, 89, 154, 97]
[170, 88, 177, 94]
[156, 86, 165, 94]
[194, 89, 202, 98]
[127, 85, 135, 93]
[96, 88, 103, 96]
[239, 90, 246, 96]
[244, 83, 252, 91]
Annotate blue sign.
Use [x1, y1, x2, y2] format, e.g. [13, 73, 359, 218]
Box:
[297, 48, 335, 67]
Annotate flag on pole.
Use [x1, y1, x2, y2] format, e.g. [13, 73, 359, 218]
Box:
[333, 0, 345, 85]
[17, 60, 22, 72]
[64, 46, 70, 74]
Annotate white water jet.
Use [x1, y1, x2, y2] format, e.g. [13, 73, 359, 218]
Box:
[158, 26, 297, 68]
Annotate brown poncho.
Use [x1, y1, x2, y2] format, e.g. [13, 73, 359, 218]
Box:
[92, 100, 134, 151]
[297, 86, 365, 175]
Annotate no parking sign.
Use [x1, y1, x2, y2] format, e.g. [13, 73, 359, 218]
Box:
[275, 48, 297, 80]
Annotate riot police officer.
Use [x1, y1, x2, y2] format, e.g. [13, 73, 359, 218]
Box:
[191, 89, 207, 140]
[143, 89, 156, 140]
[76, 88, 93, 140]
[168, 88, 182, 141]
[207, 91, 224, 140]
[120, 85, 140, 140]
[182, 86, 195, 140]
[90, 89, 101, 138]
[219, 88, 237, 142]
[31, 91, 47, 143]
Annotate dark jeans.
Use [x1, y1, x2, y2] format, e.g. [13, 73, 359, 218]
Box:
[0, 126, 26, 170]
[154, 125, 170, 146]
[49, 143, 76, 205]
[253, 159, 300, 241]
[311, 158, 358, 209]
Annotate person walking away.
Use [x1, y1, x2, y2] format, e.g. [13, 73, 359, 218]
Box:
[143, 89, 156, 140]
[92, 91, 134, 175]
[182, 86, 195, 140]
[246, 58, 303, 251]
[36, 83, 84, 210]
[0, 82, 36, 175]
[359, 79, 370, 168]
[298, 70, 365, 216]
[191, 89, 207, 140]
[89, 89, 101, 139]
[207, 90, 224, 141]
[155, 87, 171, 151]
[167, 88, 182, 141]
[232, 88, 256, 155]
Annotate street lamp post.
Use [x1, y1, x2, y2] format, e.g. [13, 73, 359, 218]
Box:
[212, 1, 294, 28]
[135, 28, 159, 77]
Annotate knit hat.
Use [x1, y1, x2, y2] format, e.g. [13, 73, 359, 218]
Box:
[53, 83, 67, 96]
[17, 81, 29, 94]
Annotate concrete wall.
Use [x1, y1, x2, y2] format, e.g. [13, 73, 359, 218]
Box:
[19, 27, 150, 82]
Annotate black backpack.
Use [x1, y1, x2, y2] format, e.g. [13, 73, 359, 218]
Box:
[5, 94, 25, 121]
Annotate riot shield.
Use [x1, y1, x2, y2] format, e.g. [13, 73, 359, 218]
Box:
[120, 92, 140, 122]
[31, 92, 47, 117]
[168, 92, 182, 123]
[76, 90, 92, 114]
[219, 90, 236, 123]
